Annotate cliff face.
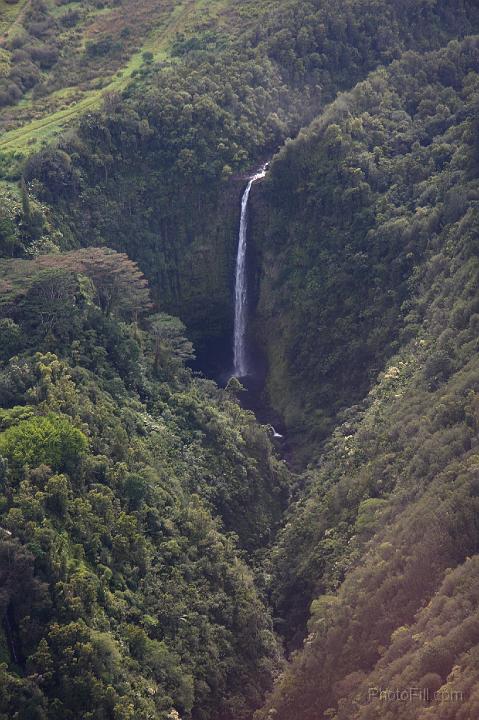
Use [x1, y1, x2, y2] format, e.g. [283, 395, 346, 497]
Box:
[27, 143, 247, 375]
[93, 176, 247, 376]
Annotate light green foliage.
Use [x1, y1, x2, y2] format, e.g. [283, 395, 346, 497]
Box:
[0, 413, 88, 470]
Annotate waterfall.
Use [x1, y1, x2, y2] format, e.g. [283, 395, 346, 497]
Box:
[233, 164, 268, 377]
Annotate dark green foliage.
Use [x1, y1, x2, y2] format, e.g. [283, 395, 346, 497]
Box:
[0, 319, 22, 360]
[254, 38, 479, 720]
[17, 0, 479, 362]
[0, 213, 17, 256]
[251, 37, 479, 462]
[0, 252, 288, 720]
[259, 0, 479, 90]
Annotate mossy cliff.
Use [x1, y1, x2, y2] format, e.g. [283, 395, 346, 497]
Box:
[25, 143, 249, 375]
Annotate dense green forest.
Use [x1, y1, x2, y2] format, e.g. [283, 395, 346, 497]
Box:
[254, 38, 479, 712]
[251, 36, 479, 461]
[3, 0, 477, 363]
[0, 0, 478, 719]
[0, 247, 289, 719]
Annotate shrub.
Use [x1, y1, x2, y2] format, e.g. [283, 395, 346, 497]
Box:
[0, 413, 88, 471]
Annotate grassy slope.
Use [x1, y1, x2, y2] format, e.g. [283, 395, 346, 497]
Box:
[0, 0, 229, 151]
[0, 0, 30, 39]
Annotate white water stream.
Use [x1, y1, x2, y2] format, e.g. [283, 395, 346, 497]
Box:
[233, 164, 268, 377]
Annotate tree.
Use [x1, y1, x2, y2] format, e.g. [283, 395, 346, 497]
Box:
[0, 413, 88, 471]
[0, 247, 152, 320]
[0, 319, 23, 361]
[20, 269, 80, 342]
[148, 313, 195, 374]
[71, 248, 152, 318]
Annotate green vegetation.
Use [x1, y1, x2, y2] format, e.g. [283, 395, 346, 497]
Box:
[0, 1, 478, 719]
[251, 36, 479, 462]
[0, 0, 232, 150]
[0, 249, 288, 719]
[0, 412, 88, 469]
[1, 0, 478, 151]
[7, 0, 476, 367]
[254, 37, 479, 720]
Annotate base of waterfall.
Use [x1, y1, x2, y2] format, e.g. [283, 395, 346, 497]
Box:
[226, 370, 287, 443]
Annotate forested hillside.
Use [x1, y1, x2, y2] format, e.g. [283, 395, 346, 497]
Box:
[0, 248, 289, 719]
[255, 37, 479, 720]
[251, 36, 479, 461]
[0, 0, 478, 719]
